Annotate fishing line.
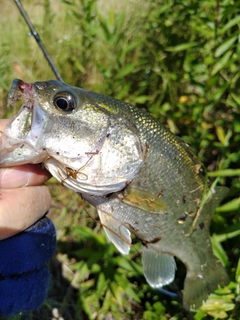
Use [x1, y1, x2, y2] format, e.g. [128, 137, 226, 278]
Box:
[14, 0, 64, 82]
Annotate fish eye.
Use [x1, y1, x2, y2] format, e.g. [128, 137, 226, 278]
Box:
[53, 91, 76, 113]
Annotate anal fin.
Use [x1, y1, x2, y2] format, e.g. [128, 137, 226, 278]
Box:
[142, 246, 176, 287]
[98, 209, 131, 255]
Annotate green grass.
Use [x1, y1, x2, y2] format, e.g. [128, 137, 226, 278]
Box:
[0, 0, 240, 319]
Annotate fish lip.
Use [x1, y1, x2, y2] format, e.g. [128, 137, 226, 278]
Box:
[18, 80, 33, 95]
[7, 79, 35, 108]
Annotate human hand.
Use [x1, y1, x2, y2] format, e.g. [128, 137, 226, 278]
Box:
[0, 120, 55, 317]
[0, 119, 52, 240]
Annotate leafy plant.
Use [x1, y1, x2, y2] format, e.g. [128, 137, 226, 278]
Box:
[0, 0, 239, 319]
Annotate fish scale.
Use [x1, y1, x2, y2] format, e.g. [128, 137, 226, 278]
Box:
[0, 79, 229, 309]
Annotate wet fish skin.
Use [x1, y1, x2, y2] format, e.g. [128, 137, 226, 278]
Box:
[0, 79, 229, 309]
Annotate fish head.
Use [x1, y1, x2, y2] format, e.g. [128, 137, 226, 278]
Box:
[0, 79, 146, 195]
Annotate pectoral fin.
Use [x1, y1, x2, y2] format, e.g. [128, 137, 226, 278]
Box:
[97, 209, 131, 255]
[122, 186, 168, 213]
[142, 246, 176, 287]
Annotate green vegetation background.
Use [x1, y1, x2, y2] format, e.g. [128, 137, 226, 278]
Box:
[0, 0, 239, 319]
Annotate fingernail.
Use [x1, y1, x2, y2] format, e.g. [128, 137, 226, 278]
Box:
[0, 167, 31, 188]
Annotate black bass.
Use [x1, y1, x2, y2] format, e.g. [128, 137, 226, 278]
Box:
[0, 79, 229, 309]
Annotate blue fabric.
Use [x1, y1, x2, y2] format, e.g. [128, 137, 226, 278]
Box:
[0, 216, 56, 317]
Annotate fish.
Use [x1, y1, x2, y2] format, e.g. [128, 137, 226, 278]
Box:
[0, 79, 229, 309]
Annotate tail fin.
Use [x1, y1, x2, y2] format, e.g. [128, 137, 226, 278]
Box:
[183, 260, 229, 309]
[183, 185, 229, 309]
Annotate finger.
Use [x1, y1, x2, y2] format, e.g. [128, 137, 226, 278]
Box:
[0, 185, 52, 240]
[0, 164, 51, 189]
[0, 119, 10, 132]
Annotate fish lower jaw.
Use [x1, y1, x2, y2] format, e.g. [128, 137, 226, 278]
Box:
[0, 134, 20, 151]
[0, 145, 47, 167]
[0, 132, 47, 166]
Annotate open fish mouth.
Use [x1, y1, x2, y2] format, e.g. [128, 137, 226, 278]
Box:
[0, 80, 49, 166]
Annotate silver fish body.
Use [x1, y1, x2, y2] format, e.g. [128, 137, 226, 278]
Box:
[0, 79, 229, 309]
